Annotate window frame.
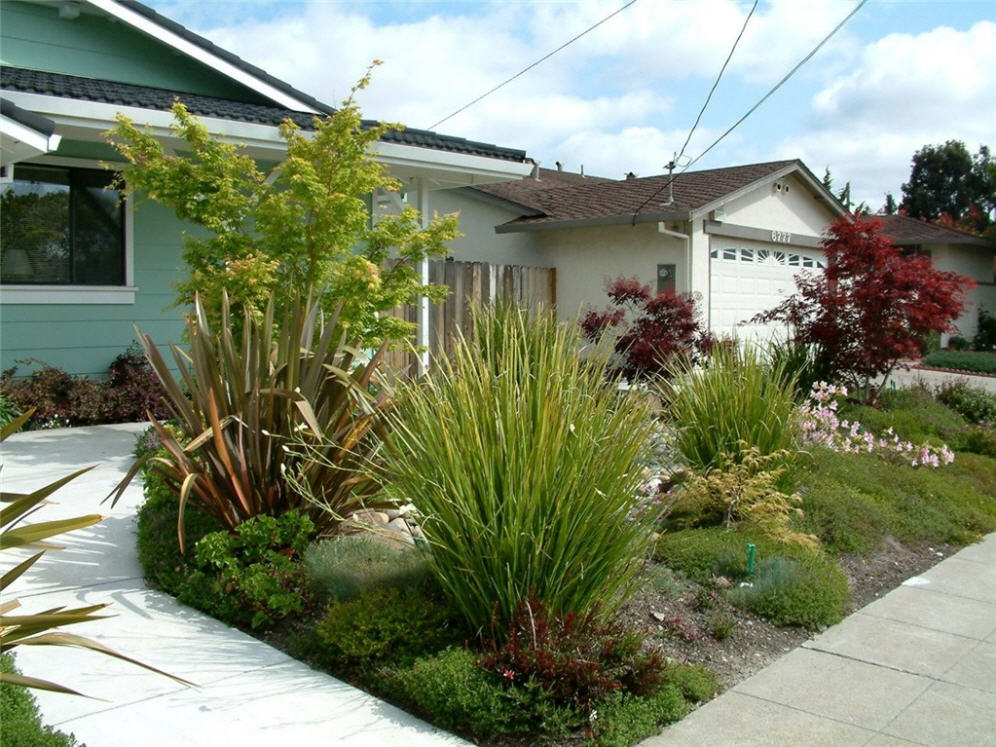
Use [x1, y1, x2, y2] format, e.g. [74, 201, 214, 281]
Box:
[1, 157, 135, 305]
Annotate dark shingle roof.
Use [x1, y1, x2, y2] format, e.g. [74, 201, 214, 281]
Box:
[875, 214, 996, 247]
[495, 160, 808, 230]
[1, 67, 526, 162]
[474, 167, 612, 210]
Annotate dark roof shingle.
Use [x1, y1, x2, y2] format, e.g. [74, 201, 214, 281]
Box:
[875, 214, 996, 247]
[493, 160, 805, 229]
[1, 67, 526, 163]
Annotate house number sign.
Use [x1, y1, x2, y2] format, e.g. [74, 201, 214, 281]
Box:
[770, 230, 792, 244]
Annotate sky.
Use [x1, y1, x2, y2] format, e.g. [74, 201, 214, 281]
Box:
[146, 0, 996, 211]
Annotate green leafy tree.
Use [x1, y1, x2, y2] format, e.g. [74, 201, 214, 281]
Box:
[105, 65, 457, 344]
[900, 141, 994, 235]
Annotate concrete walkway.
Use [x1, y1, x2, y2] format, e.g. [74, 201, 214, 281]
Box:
[645, 534, 996, 746]
[884, 366, 996, 394]
[1, 423, 465, 746]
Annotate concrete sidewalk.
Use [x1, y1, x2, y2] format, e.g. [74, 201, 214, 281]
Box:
[644, 534, 996, 746]
[1, 423, 465, 746]
[884, 366, 996, 394]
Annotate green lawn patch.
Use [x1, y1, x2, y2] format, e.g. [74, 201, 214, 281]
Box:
[920, 350, 996, 375]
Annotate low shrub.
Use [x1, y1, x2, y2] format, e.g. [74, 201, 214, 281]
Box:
[660, 344, 799, 471]
[481, 598, 664, 712]
[377, 304, 658, 633]
[303, 533, 432, 602]
[667, 447, 817, 548]
[653, 527, 802, 585]
[973, 307, 996, 351]
[180, 512, 314, 630]
[0, 655, 80, 747]
[136, 471, 225, 593]
[796, 447, 996, 552]
[0, 391, 18, 428]
[936, 383, 996, 424]
[921, 350, 996, 375]
[588, 686, 690, 747]
[947, 336, 971, 351]
[579, 277, 712, 380]
[391, 647, 576, 739]
[1, 345, 169, 429]
[727, 554, 849, 628]
[314, 586, 464, 671]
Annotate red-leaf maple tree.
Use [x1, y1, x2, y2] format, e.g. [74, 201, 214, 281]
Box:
[754, 216, 974, 399]
[581, 277, 711, 380]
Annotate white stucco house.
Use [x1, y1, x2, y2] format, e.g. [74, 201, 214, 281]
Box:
[435, 159, 848, 339]
[876, 214, 996, 342]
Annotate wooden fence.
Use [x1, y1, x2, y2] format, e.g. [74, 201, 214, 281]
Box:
[382, 259, 556, 373]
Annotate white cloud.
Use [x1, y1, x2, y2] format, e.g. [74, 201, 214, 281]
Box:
[779, 21, 996, 209]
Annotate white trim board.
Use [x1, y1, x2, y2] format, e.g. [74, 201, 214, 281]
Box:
[86, 0, 323, 114]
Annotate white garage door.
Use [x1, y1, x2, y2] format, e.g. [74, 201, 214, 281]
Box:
[709, 239, 826, 342]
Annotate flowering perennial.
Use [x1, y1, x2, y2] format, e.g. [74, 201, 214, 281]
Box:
[799, 382, 954, 468]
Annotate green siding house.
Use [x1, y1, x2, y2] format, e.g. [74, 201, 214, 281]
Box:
[1, 0, 531, 376]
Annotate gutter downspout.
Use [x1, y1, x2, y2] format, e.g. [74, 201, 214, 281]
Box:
[657, 222, 692, 293]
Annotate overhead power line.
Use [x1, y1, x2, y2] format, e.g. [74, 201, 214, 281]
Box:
[428, 0, 641, 131]
[632, 0, 868, 222]
[674, 0, 758, 175]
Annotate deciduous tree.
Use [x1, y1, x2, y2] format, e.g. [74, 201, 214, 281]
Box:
[106, 65, 457, 345]
[900, 141, 994, 235]
[753, 217, 973, 400]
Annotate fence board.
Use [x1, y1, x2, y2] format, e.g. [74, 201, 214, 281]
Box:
[381, 259, 555, 374]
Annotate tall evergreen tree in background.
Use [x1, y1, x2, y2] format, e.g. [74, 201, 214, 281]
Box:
[900, 141, 995, 236]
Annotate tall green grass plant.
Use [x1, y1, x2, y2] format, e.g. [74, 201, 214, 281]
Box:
[376, 305, 658, 633]
[660, 345, 799, 470]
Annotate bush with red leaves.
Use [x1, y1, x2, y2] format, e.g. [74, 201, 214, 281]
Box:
[481, 597, 664, 711]
[580, 277, 711, 380]
[753, 216, 973, 399]
[2, 343, 169, 428]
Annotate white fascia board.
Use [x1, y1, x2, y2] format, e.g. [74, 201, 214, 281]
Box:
[4, 92, 532, 184]
[375, 140, 533, 186]
[86, 0, 321, 114]
[0, 92, 291, 153]
[0, 114, 62, 165]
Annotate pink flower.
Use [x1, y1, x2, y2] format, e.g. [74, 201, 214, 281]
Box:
[502, 669, 516, 681]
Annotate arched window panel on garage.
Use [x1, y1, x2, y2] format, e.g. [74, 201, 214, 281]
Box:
[710, 247, 825, 269]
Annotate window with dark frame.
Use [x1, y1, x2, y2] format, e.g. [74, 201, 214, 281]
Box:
[1, 164, 124, 286]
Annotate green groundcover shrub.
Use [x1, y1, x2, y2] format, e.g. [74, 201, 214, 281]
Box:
[653, 527, 849, 628]
[0, 653, 81, 747]
[303, 534, 432, 603]
[936, 383, 996, 424]
[387, 647, 714, 746]
[921, 350, 996, 375]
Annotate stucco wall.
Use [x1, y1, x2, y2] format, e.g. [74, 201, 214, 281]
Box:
[431, 189, 542, 267]
[931, 243, 996, 339]
[0, 0, 268, 101]
[721, 172, 835, 236]
[534, 222, 688, 322]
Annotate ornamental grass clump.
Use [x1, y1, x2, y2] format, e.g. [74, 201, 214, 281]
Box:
[660, 344, 799, 471]
[377, 304, 658, 634]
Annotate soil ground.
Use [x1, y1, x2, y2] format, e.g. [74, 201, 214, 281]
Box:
[618, 537, 957, 690]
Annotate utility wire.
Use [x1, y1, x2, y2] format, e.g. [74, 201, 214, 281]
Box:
[674, 0, 758, 174]
[632, 0, 867, 222]
[428, 0, 640, 130]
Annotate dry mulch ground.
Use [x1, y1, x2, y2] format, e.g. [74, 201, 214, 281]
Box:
[619, 537, 957, 690]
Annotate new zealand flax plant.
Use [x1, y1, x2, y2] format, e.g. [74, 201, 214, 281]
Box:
[2, 411, 190, 695]
[108, 292, 392, 551]
[374, 303, 659, 635]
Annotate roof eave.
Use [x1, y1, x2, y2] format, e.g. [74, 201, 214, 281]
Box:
[689, 160, 847, 221]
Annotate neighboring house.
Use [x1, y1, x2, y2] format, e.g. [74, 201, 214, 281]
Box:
[0, 0, 531, 376]
[876, 214, 996, 342]
[437, 160, 847, 339]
